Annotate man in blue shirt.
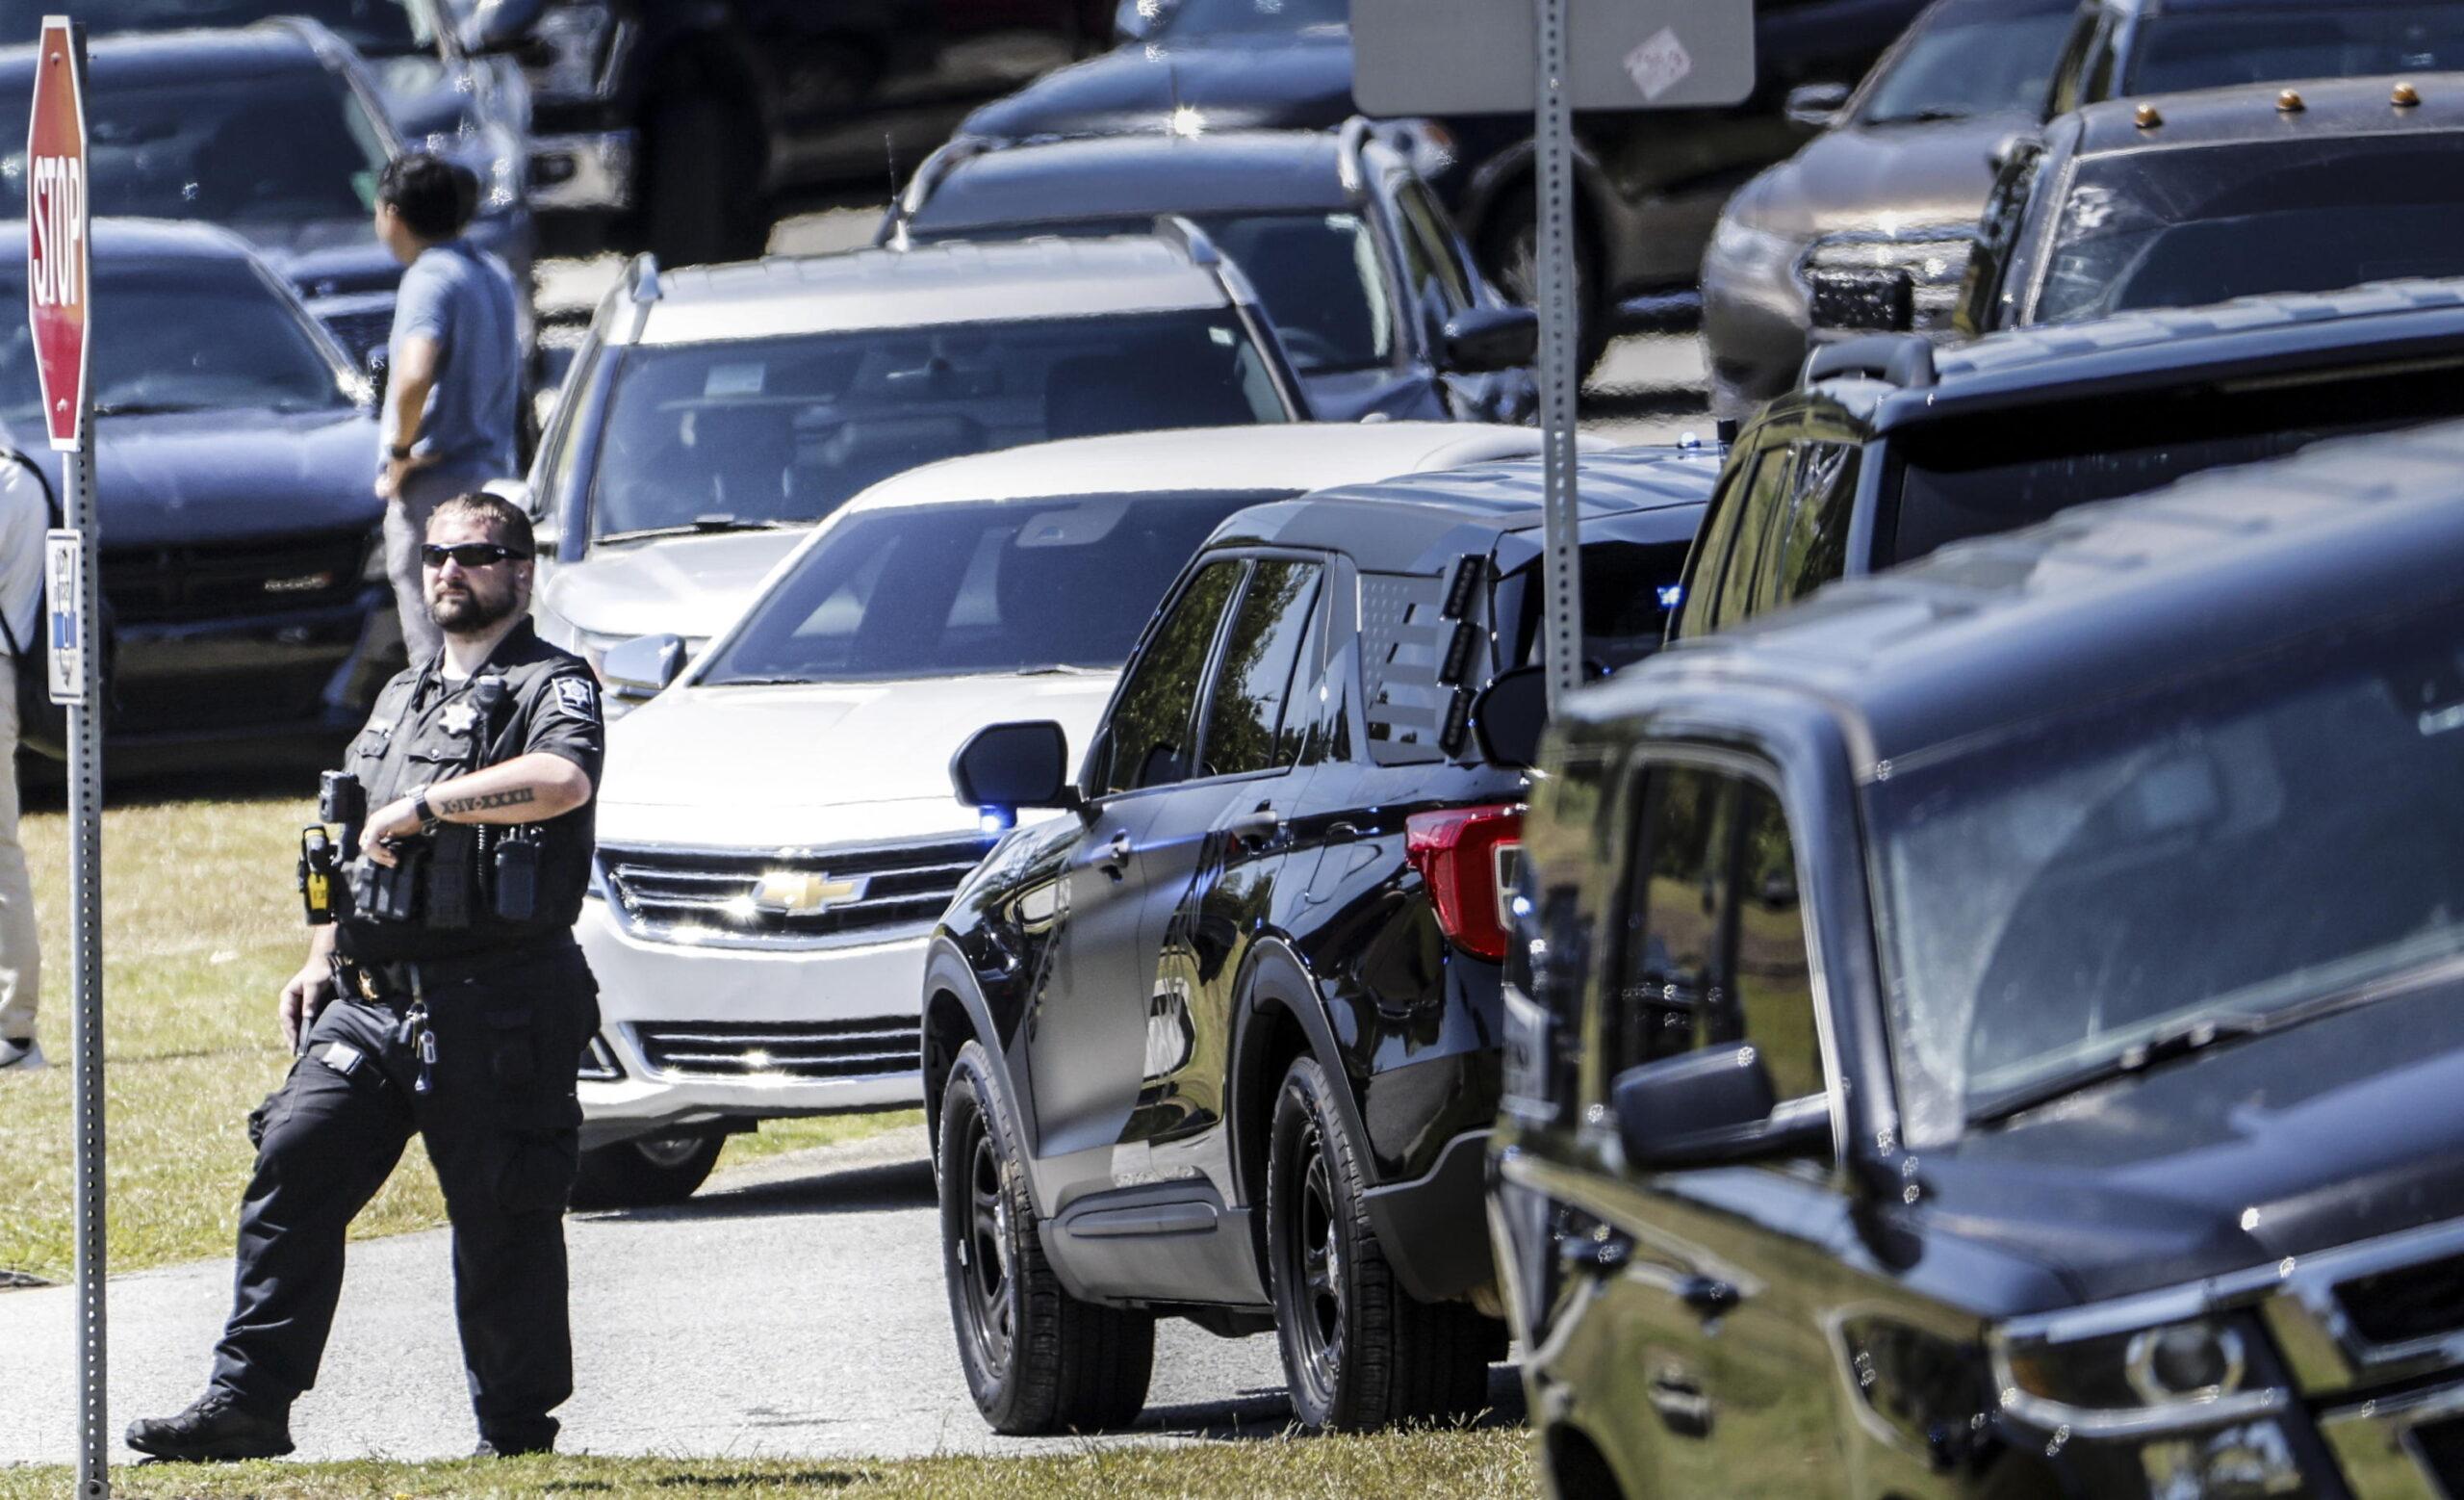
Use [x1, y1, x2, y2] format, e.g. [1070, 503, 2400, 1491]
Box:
[373, 154, 523, 663]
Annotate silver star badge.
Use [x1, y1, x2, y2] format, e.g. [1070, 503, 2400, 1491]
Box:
[441, 704, 478, 736]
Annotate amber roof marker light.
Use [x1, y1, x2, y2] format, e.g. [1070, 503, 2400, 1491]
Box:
[2394, 81, 2423, 108]
[2278, 88, 2306, 113]
[2134, 102, 2164, 129]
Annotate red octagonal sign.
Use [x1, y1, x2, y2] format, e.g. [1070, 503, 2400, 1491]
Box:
[27, 14, 87, 453]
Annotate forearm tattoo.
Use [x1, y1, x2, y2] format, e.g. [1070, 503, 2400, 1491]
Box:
[437, 787, 536, 816]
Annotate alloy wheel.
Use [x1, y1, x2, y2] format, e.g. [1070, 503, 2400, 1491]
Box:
[1284, 1121, 1346, 1404]
[958, 1112, 1016, 1374]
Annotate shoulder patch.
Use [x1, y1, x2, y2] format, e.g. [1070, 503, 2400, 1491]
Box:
[552, 675, 601, 724]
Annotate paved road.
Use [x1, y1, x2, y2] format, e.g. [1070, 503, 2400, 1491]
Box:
[0, 1128, 1523, 1463]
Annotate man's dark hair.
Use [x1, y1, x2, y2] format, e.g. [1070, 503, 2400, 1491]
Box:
[377, 153, 479, 241]
[431, 492, 535, 558]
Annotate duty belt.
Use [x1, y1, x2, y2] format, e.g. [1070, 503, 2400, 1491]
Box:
[337, 947, 530, 1002]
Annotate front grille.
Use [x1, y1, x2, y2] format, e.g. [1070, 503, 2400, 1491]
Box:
[599, 834, 994, 948]
[1802, 231, 1974, 333]
[635, 1019, 921, 1082]
[577, 1034, 624, 1082]
[2336, 1252, 2464, 1347]
[319, 307, 392, 366]
[104, 530, 372, 625]
[2413, 1416, 2464, 1491]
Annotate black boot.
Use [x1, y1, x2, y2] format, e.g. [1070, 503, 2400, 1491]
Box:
[125, 1388, 294, 1461]
[474, 1426, 555, 1459]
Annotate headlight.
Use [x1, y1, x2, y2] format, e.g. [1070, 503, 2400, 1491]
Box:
[1707, 217, 1801, 283]
[1999, 1316, 2273, 1422]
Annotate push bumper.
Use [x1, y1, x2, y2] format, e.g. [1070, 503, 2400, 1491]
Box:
[1362, 1127, 1497, 1304]
[575, 892, 926, 1150]
[530, 129, 636, 215]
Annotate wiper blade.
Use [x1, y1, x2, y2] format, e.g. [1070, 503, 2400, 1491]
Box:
[95, 401, 209, 417]
[1970, 1012, 2272, 1126]
[598, 516, 798, 544]
[1870, 107, 1975, 125]
[1014, 663, 1103, 676]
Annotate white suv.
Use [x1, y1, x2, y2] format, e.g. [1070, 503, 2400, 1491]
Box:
[507, 229, 1308, 710]
[569, 422, 1581, 1203]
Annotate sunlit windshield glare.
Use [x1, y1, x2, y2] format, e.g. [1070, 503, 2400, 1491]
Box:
[0, 72, 389, 227]
[0, 259, 352, 423]
[699, 492, 1288, 685]
[1876, 617, 2464, 1139]
[1154, 0, 1348, 39]
[1858, 11, 2075, 124]
[588, 313, 1289, 541]
[0, 0, 427, 53]
[2128, 4, 2464, 93]
[2033, 137, 2464, 326]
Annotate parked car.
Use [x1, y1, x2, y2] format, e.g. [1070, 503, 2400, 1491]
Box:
[566, 422, 1567, 1206]
[515, 232, 1308, 710]
[963, 0, 1930, 361]
[507, 0, 1109, 267]
[0, 220, 388, 754]
[1673, 279, 2464, 643]
[1699, 0, 2078, 417]
[0, 23, 534, 374]
[881, 124, 1538, 424]
[1491, 415, 2464, 1500]
[1957, 74, 2464, 335]
[2044, 0, 2464, 117]
[923, 442, 1718, 1434]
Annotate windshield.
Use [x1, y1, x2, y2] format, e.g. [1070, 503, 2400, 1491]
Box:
[699, 491, 1285, 685]
[0, 258, 353, 424]
[1875, 612, 2464, 1140]
[0, 70, 390, 229]
[2126, 4, 2464, 93]
[1153, 0, 1348, 39]
[0, 0, 431, 54]
[913, 213, 1393, 373]
[587, 312, 1291, 542]
[1857, 9, 2075, 125]
[1886, 359, 2464, 566]
[2031, 137, 2464, 326]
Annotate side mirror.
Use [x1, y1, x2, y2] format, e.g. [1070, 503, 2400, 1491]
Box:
[600, 633, 684, 698]
[1784, 81, 1852, 129]
[460, 0, 546, 54]
[953, 720, 1079, 811]
[1472, 663, 1550, 770]
[1440, 305, 1539, 375]
[1809, 268, 1915, 333]
[1614, 1046, 1822, 1169]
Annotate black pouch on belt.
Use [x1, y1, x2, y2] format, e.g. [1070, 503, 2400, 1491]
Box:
[427, 825, 478, 929]
[492, 831, 539, 922]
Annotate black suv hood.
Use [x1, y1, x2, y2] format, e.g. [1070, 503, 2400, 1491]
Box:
[1727, 112, 2027, 240]
[237, 222, 405, 300]
[1912, 973, 2464, 1307]
[962, 35, 1355, 140]
[71, 407, 382, 549]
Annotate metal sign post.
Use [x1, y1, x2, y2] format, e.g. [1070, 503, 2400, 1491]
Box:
[1353, 0, 1753, 711]
[29, 14, 106, 1497]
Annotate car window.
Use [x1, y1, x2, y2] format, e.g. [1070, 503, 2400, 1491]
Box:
[1955, 139, 2045, 336]
[1674, 446, 1773, 640]
[2044, 4, 2107, 116]
[1713, 446, 1798, 630]
[1197, 559, 1323, 780]
[1854, 6, 2076, 125]
[1770, 442, 1860, 609]
[1094, 560, 1245, 797]
[1605, 764, 1826, 1118]
[1395, 184, 1474, 313]
[0, 0, 431, 54]
[2121, 5, 2464, 97]
[588, 311, 1290, 542]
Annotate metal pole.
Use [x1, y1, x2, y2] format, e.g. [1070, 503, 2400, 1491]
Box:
[1533, 0, 1583, 712]
[65, 421, 106, 1499]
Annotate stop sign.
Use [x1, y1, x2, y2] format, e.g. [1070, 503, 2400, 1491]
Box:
[27, 14, 87, 453]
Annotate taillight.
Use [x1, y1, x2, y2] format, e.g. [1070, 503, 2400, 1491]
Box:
[1404, 803, 1524, 963]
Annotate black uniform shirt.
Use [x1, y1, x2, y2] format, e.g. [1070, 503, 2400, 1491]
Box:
[337, 618, 603, 964]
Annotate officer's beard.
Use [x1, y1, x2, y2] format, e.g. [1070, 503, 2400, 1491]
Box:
[428, 577, 523, 637]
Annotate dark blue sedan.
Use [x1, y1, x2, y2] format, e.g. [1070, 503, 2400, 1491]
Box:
[0, 220, 393, 753]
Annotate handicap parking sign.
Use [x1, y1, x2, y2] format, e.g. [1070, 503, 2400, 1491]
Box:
[44, 527, 81, 706]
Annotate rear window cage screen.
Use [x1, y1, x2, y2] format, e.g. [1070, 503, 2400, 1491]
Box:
[1360, 569, 1453, 764]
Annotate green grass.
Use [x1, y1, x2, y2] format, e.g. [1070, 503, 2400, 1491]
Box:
[0, 788, 909, 1285]
[0, 1427, 1541, 1499]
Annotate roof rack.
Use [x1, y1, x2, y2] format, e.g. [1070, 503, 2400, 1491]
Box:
[1152, 214, 1221, 267]
[891, 134, 1002, 236]
[1803, 333, 1937, 389]
[1336, 116, 1373, 197]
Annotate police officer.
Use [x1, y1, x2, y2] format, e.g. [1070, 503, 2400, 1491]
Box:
[128, 492, 604, 1461]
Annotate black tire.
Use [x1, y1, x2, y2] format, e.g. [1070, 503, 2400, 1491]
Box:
[642, 93, 765, 268]
[1480, 193, 1610, 379]
[939, 1042, 1155, 1434]
[1266, 1054, 1495, 1431]
[570, 1130, 723, 1209]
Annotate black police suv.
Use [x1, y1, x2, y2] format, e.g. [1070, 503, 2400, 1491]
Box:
[1493, 416, 2464, 1500]
[1673, 279, 2464, 643]
[1958, 73, 2464, 336]
[2042, 0, 2464, 120]
[0, 220, 390, 754]
[881, 124, 1538, 425]
[922, 444, 1717, 1434]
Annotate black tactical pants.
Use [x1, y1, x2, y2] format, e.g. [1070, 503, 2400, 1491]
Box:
[209, 944, 599, 1446]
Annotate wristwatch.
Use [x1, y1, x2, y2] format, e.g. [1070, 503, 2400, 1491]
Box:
[388, 443, 416, 461]
[412, 787, 442, 835]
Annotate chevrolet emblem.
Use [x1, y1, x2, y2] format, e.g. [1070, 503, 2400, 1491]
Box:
[751, 869, 868, 916]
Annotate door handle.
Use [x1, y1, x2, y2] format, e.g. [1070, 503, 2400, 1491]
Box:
[1100, 831, 1135, 879]
[1677, 1275, 1741, 1319]
[1226, 806, 1281, 848]
[1647, 1370, 1714, 1437]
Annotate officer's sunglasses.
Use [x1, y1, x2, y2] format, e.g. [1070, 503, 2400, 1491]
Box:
[420, 542, 532, 569]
